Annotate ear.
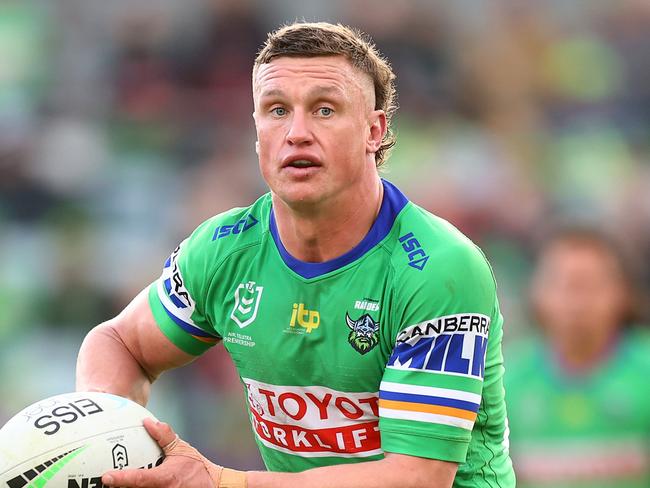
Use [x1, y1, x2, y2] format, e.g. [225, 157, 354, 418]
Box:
[252, 110, 260, 155]
[366, 110, 387, 155]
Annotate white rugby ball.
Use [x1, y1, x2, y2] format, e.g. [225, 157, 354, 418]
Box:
[0, 392, 164, 488]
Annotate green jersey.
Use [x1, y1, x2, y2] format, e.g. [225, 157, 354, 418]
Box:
[149, 180, 515, 487]
[505, 330, 650, 488]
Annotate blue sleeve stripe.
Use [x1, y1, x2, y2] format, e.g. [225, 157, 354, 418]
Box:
[379, 390, 479, 413]
[163, 278, 188, 309]
[160, 301, 220, 339]
[169, 293, 187, 310]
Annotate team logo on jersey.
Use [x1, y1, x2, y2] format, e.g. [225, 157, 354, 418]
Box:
[354, 299, 380, 312]
[288, 303, 320, 333]
[345, 313, 380, 355]
[231, 281, 264, 328]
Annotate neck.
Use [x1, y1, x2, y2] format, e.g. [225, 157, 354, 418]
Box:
[271, 176, 384, 263]
[551, 327, 619, 374]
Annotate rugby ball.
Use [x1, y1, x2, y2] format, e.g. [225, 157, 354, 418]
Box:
[0, 392, 164, 488]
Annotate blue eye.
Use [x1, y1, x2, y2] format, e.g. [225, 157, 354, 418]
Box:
[318, 107, 333, 117]
[271, 107, 287, 116]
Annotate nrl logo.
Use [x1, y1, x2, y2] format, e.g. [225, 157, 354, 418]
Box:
[345, 312, 380, 355]
[231, 281, 264, 328]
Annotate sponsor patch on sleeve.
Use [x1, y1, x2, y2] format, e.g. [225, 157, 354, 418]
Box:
[379, 314, 489, 431]
[155, 240, 219, 344]
[387, 314, 490, 379]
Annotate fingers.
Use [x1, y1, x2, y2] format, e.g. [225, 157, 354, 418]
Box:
[103, 467, 167, 488]
[102, 420, 176, 487]
[102, 420, 222, 488]
[102, 451, 219, 488]
[143, 417, 177, 451]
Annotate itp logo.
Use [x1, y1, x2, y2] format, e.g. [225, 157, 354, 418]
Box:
[289, 303, 320, 333]
[231, 281, 264, 329]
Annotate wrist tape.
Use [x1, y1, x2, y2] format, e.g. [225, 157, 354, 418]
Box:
[162, 435, 247, 488]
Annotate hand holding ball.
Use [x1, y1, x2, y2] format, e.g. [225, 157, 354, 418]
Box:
[0, 392, 163, 488]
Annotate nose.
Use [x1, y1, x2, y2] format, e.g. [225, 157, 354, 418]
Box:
[286, 110, 313, 146]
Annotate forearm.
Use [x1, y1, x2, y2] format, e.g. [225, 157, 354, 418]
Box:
[76, 321, 154, 405]
[246, 454, 457, 488]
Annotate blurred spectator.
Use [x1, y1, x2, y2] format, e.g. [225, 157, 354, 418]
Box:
[505, 226, 650, 487]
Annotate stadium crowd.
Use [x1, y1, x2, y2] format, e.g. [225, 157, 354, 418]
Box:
[1, 0, 649, 483]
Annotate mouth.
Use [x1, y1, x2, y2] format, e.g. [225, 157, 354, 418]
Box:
[288, 159, 317, 168]
[282, 156, 322, 169]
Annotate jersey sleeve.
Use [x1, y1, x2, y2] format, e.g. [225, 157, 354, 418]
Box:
[380, 231, 501, 463]
[148, 219, 222, 356]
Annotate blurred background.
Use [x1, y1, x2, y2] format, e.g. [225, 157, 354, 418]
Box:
[1, 0, 649, 485]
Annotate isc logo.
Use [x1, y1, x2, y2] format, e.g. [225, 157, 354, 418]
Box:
[290, 303, 320, 333]
[399, 232, 429, 270]
[212, 214, 259, 240]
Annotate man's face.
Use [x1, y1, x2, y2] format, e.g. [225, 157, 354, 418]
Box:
[252, 55, 384, 208]
[531, 241, 629, 344]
